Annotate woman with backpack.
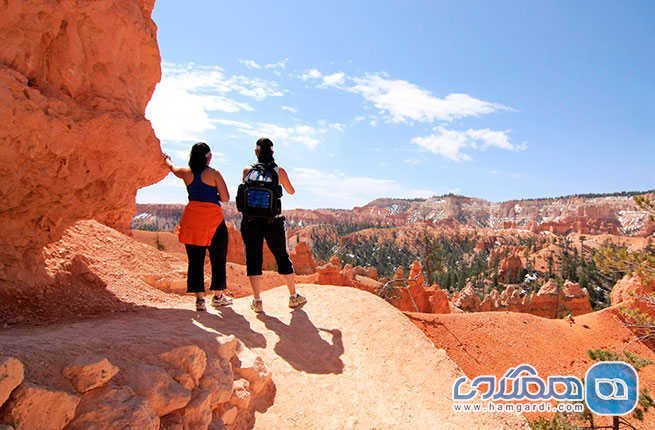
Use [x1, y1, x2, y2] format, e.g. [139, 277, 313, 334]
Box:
[237, 137, 306, 313]
[163, 142, 232, 311]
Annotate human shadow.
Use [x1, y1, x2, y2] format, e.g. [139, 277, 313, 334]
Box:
[257, 309, 344, 374]
[193, 306, 267, 349]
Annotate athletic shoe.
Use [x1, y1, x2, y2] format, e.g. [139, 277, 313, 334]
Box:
[250, 299, 263, 313]
[212, 294, 233, 307]
[196, 298, 206, 312]
[289, 293, 307, 308]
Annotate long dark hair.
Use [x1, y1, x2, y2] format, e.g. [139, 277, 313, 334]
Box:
[256, 137, 275, 164]
[188, 142, 211, 172]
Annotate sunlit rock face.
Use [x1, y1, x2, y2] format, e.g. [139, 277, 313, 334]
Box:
[0, 0, 166, 287]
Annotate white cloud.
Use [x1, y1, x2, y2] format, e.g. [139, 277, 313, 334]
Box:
[281, 105, 298, 113]
[301, 69, 511, 124]
[145, 62, 284, 141]
[329, 122, 345, 132]
[320, 72, 346, 87]
[301, 69, 322, 80]
[264, 58, 288, 69]
[240, 58, 288, 71]
[412, 126, 525, 161]
[350, 74, 510, 123]
[239, 59, 261, 70]
[288, 167, 435, 209]
[214, 119, 327, 149]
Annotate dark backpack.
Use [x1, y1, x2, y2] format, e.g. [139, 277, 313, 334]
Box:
[236, 163, 283, 219]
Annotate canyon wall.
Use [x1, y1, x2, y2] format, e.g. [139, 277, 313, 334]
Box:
[0, 0, 167, 288]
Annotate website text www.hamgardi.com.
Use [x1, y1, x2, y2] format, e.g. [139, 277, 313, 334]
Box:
[453, 401, 584, 413]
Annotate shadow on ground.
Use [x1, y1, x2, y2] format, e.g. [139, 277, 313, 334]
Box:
[257, 309, 344, 374]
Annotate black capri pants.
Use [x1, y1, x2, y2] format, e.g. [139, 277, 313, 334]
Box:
[240, 216, 294, 276]
[185, 221, 228, 293]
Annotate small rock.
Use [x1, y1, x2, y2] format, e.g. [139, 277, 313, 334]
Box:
[159, 411, 183, 430]
[215, 335, 238, 362]
[160, 345, 207, 387]
[124, 364, 191, 416]
[1, 383, 79, 430]
[228, 379, 251, 410]
[182, 389, 213, 430]
[199, 358, 234, 409]
[208, 414, 227, 430]
[62, 355, 119, 393]
[232, 343, 272, 396]
[66, 385, 159, 430]
[220, 406, 238, 426]
[0, 357, 24, 407]
[174, 372, 196, 391]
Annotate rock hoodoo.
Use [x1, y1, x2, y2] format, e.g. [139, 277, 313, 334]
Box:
[0, 0, 166, 289]
[471, 279, 593, 317]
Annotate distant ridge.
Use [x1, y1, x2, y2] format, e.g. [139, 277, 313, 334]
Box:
[134, 189, 654, 237]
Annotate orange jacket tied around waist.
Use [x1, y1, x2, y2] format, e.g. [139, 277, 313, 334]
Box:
[178, 201, 224, 246]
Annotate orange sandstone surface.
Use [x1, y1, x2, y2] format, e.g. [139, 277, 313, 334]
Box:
[0, 0, 166, 290]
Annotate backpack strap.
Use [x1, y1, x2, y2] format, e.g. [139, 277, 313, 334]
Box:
[250, 162, 279, 185]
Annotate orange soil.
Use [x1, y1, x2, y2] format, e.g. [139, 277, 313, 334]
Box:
[407, 308, 655, 428]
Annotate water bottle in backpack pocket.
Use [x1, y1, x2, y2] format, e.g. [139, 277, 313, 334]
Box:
[236, 163, 283, 219]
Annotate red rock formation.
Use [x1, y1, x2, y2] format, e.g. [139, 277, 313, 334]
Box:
[0, 0, 166, 289]
[389, 261, 450, 314]
[523, 280, 592, 317]
[533, 216, 621, 236]
[498, 254, 523, 283]
[452, 283, 482, 312]
[3, 331, 273, 429]
[472, 279, 593, 317]
[315, 256, 345, 285]
[289, 242, 316, 275]
[427, 287, 451, 313]
[611, 275, 655, 317]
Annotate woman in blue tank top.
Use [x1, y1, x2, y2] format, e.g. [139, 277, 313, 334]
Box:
[164, 142, 232, 311]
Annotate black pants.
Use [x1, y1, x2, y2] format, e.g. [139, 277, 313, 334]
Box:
[185, 221, 228, 293]
[240, 216, 294, 276]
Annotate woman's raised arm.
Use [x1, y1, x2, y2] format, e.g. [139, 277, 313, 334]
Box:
[163, 153, 187, 178]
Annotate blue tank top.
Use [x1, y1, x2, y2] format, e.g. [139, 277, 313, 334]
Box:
[187, 169, 220, 205]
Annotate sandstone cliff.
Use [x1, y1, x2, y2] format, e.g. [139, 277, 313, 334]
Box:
[0, 0, 166, 289]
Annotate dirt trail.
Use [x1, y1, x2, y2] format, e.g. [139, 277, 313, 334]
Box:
[233, 284, 526, 429]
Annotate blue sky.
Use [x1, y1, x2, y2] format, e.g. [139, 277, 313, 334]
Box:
[137, 0, 655, 209]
